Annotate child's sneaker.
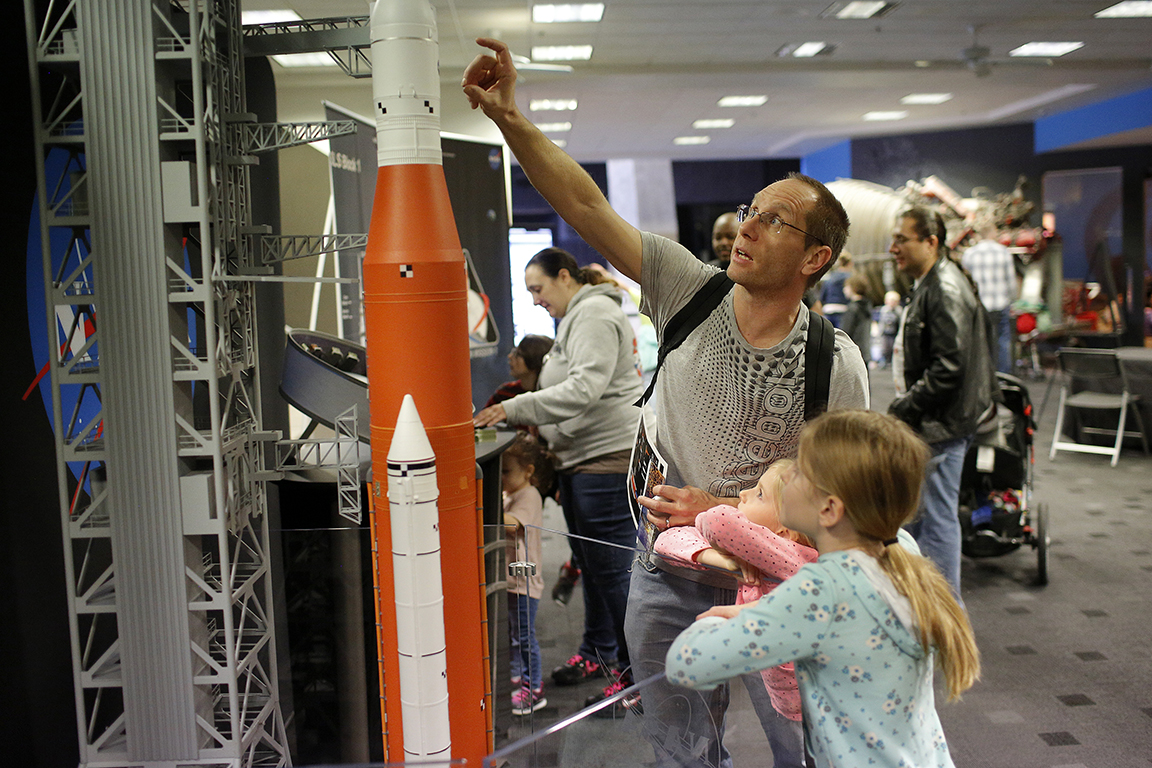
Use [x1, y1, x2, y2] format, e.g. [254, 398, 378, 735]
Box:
[586, 670, 642, 719]
[511, 686, 547, 716]
[551, 653, 604, 686]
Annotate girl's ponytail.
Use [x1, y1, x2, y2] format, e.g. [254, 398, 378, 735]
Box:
[798, 410, 981, 700]
[881, 544, 980, 700]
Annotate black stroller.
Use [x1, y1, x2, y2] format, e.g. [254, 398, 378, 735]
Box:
[958, 373, 1050, 585]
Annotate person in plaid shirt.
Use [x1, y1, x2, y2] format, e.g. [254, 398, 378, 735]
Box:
[961, 222, 1017, 373]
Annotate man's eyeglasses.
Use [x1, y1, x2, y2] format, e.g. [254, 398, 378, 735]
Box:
[735, 205, 826, 247]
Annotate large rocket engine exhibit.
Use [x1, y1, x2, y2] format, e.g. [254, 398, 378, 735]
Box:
[363, 0, 490, 761]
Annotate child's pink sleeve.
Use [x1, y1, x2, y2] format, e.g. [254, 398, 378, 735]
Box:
[653, 526, 712, 570]
[696, 506, 817, 581]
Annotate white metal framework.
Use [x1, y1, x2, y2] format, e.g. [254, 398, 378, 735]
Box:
[25, 0, 290, 764]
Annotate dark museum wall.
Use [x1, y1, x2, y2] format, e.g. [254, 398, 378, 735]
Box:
[1, 15, 81, 768]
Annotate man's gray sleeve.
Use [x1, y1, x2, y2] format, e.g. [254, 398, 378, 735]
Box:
[829, 330, 870, 410]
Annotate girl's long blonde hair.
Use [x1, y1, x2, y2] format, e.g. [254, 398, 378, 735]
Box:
[797, 410, 980, 700]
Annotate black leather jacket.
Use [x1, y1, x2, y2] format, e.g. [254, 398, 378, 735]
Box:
[889, 255, 996, 444]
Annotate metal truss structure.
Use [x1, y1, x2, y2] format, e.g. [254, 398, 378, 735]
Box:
[241, 17, 373, 78]
[256, 233, 368, 267]
[21, 0, 355, 764]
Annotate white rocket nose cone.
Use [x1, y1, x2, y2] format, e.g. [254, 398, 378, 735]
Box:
[389, 394, 436, 463]
[369, 0, 437, 43]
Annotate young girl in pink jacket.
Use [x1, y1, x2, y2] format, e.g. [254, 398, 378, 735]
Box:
[654, 459, 817, 720]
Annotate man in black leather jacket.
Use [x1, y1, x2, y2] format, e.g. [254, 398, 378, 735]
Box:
[888, 207, 995, 595]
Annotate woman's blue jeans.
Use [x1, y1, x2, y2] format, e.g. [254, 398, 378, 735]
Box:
[558, 471, 635, 670]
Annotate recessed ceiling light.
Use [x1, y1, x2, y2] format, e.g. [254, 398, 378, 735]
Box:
[533, 4, 605, 23]
[863, 110, 908, 121]
[901, 93, 953, 105]
[531, 45, 594, 61]
[536, 122, 573, 133]
[550, 138, 568, 148]
[718, 95, 768, 107]
[1009, 41, 1084, 57]
[673, 136, 711, 145]
[820, 1, 899, 19]
[271, 52, 337, 68]
[777, 42, 834, 58]
[914, 60, 931, 68]
[693, 119, 735, 129]
[241, 10, 302, 25]
[530, 99, 579, 111]
[1095, 1, 1152, 17]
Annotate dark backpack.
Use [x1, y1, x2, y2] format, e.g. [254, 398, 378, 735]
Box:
[636, 271, 835, 421]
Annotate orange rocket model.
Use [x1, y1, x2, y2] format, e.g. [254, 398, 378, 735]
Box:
[363, 0, 489, 762]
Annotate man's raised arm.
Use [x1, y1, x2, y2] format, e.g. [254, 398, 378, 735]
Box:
[462, 38, 643, 282]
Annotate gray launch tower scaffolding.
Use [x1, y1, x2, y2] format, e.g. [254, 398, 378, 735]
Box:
[23, 1, 355, 765]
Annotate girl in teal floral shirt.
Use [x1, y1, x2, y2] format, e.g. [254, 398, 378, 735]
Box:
[666, 410, 979, 768]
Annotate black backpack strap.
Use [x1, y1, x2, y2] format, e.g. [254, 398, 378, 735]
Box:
[804, 312, 835, 421]
[636, 271, 734, 406]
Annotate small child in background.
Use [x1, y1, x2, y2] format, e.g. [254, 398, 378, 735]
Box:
[878, 290, 902, 368]
[502, 433, 555, 716]
[655, 459, 818, 722]
[666, 411, 979, 768]
[839, 274, 874, 368]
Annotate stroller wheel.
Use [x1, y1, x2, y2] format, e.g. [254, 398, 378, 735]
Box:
[1034, 503, 1050, 586]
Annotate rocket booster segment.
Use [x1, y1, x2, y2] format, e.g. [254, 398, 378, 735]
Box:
[370, 0, 442, 166]
[388, 395, 451, 761]
[364, 0, 489, 762]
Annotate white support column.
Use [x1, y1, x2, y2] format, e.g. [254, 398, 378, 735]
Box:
[606, 158, 680, 243]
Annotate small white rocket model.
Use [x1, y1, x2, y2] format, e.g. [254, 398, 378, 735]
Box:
[387, 394, 451, 762]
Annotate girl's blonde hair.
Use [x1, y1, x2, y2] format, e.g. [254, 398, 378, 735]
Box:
[760, 459, 814, 549]
[797, 410, 980, 700]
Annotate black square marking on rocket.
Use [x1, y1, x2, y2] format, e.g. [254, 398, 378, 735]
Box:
[400, 265, 414, 278]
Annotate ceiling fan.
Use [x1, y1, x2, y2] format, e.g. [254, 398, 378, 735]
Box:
[960, 24, 1057, 77]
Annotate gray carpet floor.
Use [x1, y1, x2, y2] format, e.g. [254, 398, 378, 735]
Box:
[493, 363, 1152, 768]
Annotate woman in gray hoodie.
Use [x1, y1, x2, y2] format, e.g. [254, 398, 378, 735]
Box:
[475, 247, 644, 704]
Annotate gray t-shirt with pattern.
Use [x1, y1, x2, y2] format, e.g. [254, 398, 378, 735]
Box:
[639, 231, 869, 500]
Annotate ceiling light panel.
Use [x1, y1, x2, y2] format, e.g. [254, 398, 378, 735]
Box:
[533, 4, 605, 23]
[673, 136, 711, 145]
[863, 111, 908, 121]
[901, 93, 953, 105]
[1095, 1, 1152, 17]
[531, 45, 594, 61]
[536, 122, 573, 133]
[777, 42, 833, 58]
[718, 95, 768, 107]
[271, 52, 336, 68]
[241, 10, 301, 25]
[693, 119, 735, 129]
[821, 1, 899, 19]
[1009, 42, 1084, 57]
[530, 99, 579, 111]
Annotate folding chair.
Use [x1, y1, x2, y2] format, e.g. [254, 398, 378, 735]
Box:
[1049, 347, 1150, 467]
